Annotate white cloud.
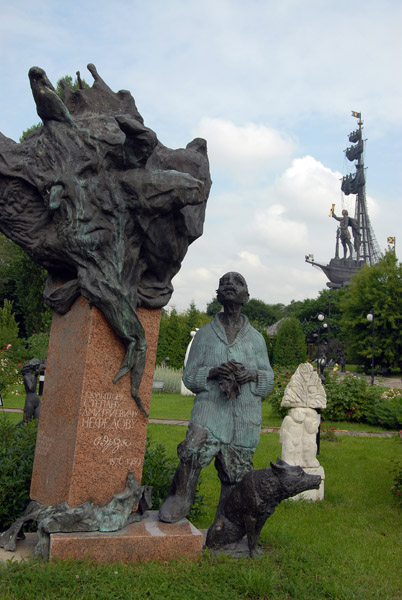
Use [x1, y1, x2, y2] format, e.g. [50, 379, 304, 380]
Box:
[272, 156, 342, 221]
[0, 0, 399, 315]
[194, 117, 296, 185]
[249, 205, 309, 256]
[237, 251, 262, 268]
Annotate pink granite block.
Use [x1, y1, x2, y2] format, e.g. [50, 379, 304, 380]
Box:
[49, 512, 203, 564]
[30, 298, 161, 507]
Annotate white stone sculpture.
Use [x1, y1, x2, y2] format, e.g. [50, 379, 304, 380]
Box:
[280, 407, 320, 468]
[181, 330, 198, 396]
[280, 363, 327, 500]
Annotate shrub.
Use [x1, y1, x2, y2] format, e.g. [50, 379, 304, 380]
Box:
[0, 347, 21, 397]
[266, 367, 293, 417]
[26, 331, 50, 361]
[0, 300, 19, 349]
[153, 365, 182, 394]
[141, 437, 177, 511]
[0, 420, 205, 531]
[365, 388, 402, 430]
[320, 425, 341, 442]
[141, 438, 205, 519]
[323, 372, 383, 423]
[0, 416, 38, 530]
[272, 317, 307, 367]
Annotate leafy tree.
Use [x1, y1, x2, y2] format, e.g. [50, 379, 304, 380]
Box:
[283, 288, 346, 361]
[272, 316, 307, 367]
[242, 298, 279, 326]
[206, 296, 222, 316]
[0, 239, 51, 338]
[340, 250, 402, 372]
[56, 73, 90, 97]
[0, 299, 20, 349]
[156, 303, 211, 369]
[19, 123, 42, 142]
[156, 310, 188, 369]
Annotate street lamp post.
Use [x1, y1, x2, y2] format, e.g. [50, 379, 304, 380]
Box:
[316, 313, 325, 456]
[328, 294, 332, 350]
[366, 311, 375, 385]
[317, 313, 324, 370]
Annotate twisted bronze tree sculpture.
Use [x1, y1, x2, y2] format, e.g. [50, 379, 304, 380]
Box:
[0, 64, 211, 415]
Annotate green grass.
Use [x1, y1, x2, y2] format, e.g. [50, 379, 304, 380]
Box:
[1, 425, 401, 599]
[1, 389, 395, 433]
[149, 393, 194, 420]
[0, 411, 22, 425]
[148, 393, 392, 432]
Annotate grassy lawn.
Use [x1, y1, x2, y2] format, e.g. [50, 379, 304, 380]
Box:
[149, 393, 393, 433]
[2, 389, 395, 433]
[1, 384, 25, 410]
[1, 424, 401, 599]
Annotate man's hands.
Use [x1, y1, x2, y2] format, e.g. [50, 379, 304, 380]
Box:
[208, 360, 257, 384]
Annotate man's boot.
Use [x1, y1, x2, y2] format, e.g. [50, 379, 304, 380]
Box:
[205, 481, 236, 547]
[158, 460, 201, 523]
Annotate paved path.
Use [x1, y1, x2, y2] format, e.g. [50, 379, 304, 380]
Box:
[0, 411, 397, 438]
[337, 372, 402, 389]
[148, 419, 396, 438]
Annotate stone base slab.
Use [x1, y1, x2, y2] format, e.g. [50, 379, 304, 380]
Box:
[49, 512, 203, 563]
[290, 466, 325, 501]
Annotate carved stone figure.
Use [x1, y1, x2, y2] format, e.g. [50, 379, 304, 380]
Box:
[280, 407, 320, 468]
[159, 273, 274, 526]
[280, 363, 327, 500]
[205, 458, 321, 557]
[0, 64, 211, 416]
[280, 363, 327, 410]
[181, 329, 198, 396]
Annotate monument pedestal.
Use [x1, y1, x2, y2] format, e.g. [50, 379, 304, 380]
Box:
[49, 512, 203, 564]
[30, 297, 160, 507]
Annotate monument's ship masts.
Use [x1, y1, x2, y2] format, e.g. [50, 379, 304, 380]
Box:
[344, 112, 381, 265]
[306, 112, 381, 288]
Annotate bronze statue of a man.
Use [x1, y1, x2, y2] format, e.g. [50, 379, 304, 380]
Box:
[332, 209, 361, 260]
[159, 272, 274, 525]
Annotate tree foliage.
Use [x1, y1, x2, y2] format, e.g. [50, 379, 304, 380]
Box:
[206, 297, 222, 317]
[272, 316, 307, 367]
[0, 299, 19, 349]
[340, 250, 402, 372]
[0, 236, 50, 338]
[156, 305, 211, 369]
[242, 298, 280, 326]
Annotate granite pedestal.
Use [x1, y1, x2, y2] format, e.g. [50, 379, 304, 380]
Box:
[30, 298, 161, 507]
[49, 511, 203, 563]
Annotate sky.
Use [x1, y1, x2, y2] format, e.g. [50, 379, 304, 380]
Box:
[1, 0, 401, 313]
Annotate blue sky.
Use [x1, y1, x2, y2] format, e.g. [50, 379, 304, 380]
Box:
[1, 0, 401, 312]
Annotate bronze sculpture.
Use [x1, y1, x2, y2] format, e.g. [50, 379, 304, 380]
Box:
[16, 358, 45, 425]
[0, 64, 211, 415]
[205, 458, 321, 557]
[332, 209, 361, 260]
[159, 272, 274, 529]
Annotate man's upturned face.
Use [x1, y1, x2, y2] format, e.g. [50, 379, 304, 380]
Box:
[217, 272, 249, 305]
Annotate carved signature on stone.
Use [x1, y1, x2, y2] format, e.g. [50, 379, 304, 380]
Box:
[94, 434, 132, 454]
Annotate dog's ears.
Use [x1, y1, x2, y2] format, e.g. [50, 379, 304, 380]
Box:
[270, 458, 289, 474]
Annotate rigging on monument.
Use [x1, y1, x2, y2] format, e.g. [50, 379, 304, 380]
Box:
[305, 112, 381, 288]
